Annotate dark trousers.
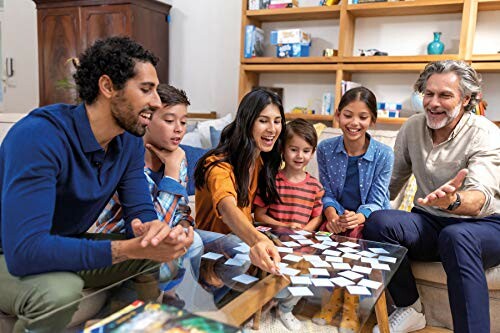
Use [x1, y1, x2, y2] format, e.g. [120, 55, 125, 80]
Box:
[363, 208, 500, 333]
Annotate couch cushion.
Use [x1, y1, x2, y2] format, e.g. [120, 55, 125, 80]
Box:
[180, 144, 209, 196]
[411, 261, 500, 290]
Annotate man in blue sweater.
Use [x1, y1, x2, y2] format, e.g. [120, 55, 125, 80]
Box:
[0, 37, 194, 332]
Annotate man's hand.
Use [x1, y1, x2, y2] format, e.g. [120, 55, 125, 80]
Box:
[248, 238, 281, 274]
[417, 169, 468, 209]
[338, 210, 365, 230]
[132, 218, 172, 247]
[145, 144, 185, 180]
[324, 207, 345, 234]
[112, 225, 194, 264]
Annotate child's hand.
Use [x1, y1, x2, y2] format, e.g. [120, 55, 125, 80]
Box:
[146, 143, 185, 180]
[339, 210, 365, 229]
[289, 223, 303, 230]
[324, 207, 345, 234]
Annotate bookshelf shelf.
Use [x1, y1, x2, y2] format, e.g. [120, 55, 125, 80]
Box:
[346, 0, 464, 18]
[478, 0, 500, 11]
[246, 5, 341, 21]
[342, 55, 461, 63]
[376, 117, 409, 125]
[241, 63, 339, 72]
[242, 56, 340, 64]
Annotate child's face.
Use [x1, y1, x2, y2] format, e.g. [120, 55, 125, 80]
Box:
[145, 103, 187, 152]
[336, 100, 373, 142]
[252, 104, 282, 153]
[283, 134, 314, 172]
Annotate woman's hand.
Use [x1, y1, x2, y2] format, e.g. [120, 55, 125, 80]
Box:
[338, 210, 366, 229]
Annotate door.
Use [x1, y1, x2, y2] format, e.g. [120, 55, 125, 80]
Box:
[80, 5, 132, 50]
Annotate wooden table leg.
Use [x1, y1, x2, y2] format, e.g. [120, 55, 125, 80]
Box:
[374, 291, 390, 333]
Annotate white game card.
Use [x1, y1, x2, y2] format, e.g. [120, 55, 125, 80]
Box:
[201, 252, 224, 260]
[361, 257, 380, 265]
[290, 276, 312, 285]
[330, 276, 355, 287]
[371, 262, 391, 271]
[290, 234, 307, 240]
[378, 255, 397, 264]
[303, 255, 322, 262]
[282, 241, 301, 248]
[311, 243, 330, 250]
[338, 247, 359, 253]
[340, 241, 360, 248]
[368, 247, 389, 254]
[346, 285, 371, 296]
[308, 268, 330, 276]
[331, 262, 351, 270]
[282, 254, 303, 262]
[352, 265, 372, 274]
[338, 270, 364, 281]
[323, 249, 341, 257]
[232, 274, 258, 284]
[357, 250, 378, 258]
[288, 286, 314, 297]
[325, 256, 343, 263]
[280, 267, 301, 276]
[297, 239, 315, 245]
[224, 258, 245, 266]
[310, 260, 331, 268]
[342, 253, 361, 261]
[358, 278, 383, 290]
[276, 246, 293, 253]
[311, 278, 334, 287]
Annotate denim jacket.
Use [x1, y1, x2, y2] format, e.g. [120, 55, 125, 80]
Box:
[317, 134, 394, 217]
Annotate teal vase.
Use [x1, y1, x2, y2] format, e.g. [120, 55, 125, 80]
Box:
[427, 32, 444, 55]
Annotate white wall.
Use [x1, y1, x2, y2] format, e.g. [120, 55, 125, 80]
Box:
[1, 0, 38, 114]
[162, 0, 241, 116]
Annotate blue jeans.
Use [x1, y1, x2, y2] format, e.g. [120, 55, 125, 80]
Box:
[364, 208, 500, 333]
[159, 230, 203, 291]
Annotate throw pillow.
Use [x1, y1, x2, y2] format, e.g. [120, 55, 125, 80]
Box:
[180, 144, 209, 196]
[209, 126, 222, 148]
[197, 113, 232, 149]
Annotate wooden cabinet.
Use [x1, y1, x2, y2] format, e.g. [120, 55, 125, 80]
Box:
[239, 0, 500, 126]
[33, 0, 171, 106]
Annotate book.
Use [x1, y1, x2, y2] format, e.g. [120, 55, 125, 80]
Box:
[84, 302, 242, 333]
[244, 25, 265, 59]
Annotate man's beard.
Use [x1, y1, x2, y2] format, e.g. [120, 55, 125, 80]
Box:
[426, 102, 461, 130]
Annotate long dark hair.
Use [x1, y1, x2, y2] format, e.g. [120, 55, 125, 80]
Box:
[194, 88, 286, 207]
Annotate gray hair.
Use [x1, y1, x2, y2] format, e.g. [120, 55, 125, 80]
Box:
[414, 60, 482, 112]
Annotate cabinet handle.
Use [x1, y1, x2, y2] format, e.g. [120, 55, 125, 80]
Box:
[5, 58, 14, 78]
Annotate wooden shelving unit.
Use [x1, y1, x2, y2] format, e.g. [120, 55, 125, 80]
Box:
[239, 0, 500, 126]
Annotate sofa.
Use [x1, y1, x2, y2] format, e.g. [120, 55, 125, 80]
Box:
[307, 127, 500, 332]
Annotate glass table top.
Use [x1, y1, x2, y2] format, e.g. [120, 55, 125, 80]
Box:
[31, 227, 407, 332]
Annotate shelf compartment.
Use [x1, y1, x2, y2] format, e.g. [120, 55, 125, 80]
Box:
[242, 56, 340, 64]
[346, 0, 464, 18]
[246, 5, 341, 22]
[472, 62, 500, 72]
[478, 0, 500, 11]
[340, 63, 428, 73]
[376, 117, 408, 125]
[285, 113, 334, 121]
[241, 64, 339, 72]
[471, 54, 500, 62]
[342, 55, 461, 63]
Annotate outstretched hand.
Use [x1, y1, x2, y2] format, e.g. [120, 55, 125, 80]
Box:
[417, 169, 468, 209]
[248, 238, 281, 275]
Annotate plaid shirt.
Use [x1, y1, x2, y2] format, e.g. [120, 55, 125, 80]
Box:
[91, 158, 194, 234]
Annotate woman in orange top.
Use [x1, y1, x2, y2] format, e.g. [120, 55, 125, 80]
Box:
[194, 88, 285, 274]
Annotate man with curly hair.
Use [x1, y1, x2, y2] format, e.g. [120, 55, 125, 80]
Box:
[0, 36, 194, 332]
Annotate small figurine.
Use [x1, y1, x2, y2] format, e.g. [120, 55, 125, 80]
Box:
[359, 48, 388, 56]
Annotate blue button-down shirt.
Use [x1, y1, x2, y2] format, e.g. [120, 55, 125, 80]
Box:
[317, 134, 394, 217]
[0, 103, 157, 276]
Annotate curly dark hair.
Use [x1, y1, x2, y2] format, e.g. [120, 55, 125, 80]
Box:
[194, 88, 286, 207]
[73, 36, 159, 104]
